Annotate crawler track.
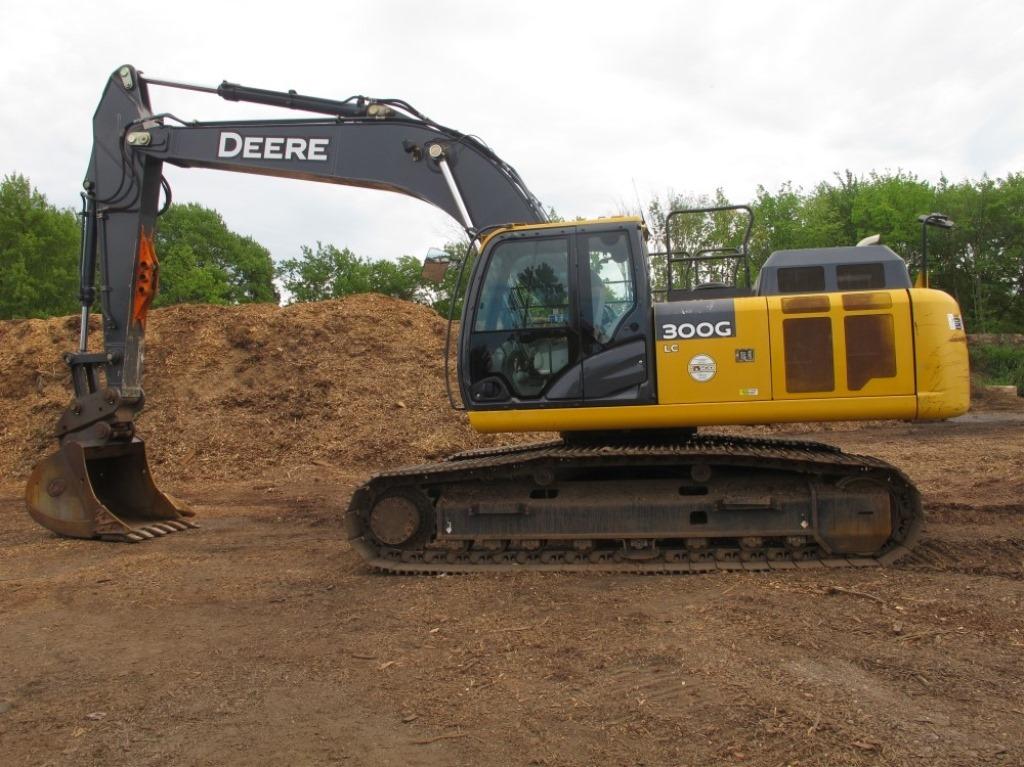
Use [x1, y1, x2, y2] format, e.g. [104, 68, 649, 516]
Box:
[345, 435, 922, 573]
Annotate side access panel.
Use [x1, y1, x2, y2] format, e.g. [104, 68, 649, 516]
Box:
[766, 290, 915, 400]
[655, 296, 772, 404]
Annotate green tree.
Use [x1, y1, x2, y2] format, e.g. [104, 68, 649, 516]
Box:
[750, 182, 811, 264]
[276, 242, 424, 303]
[154, 203, 278, 306]
[752, 171, 936, 266]
[933, 174, 1024, 331]
[0, 174, 80, 319]
[646, 190, 753, 293]
[366, 256, 425, 301]
[751, 178, 854, 264]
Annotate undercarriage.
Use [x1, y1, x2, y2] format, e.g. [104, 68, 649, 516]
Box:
[345, 434, 922, 573]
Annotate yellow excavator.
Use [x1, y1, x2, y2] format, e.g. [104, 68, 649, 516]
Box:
[26, 65, 969, 571]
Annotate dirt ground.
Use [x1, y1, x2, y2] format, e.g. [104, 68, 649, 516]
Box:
[2, 411, 1022, 767]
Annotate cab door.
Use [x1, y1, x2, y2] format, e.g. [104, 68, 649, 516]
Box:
[576, 226, 655, 404]
[463, 230, 583, 406]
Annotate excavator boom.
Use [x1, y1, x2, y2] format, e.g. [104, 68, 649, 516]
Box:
[27, 65, 545, 542]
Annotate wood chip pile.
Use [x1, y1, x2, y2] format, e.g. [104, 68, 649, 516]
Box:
[0, 295, 523, 482]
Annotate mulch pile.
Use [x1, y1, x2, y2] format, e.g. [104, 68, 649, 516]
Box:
[0, 295, 524, 482]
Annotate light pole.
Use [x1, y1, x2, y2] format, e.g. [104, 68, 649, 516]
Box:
[917, 213, 954, 288]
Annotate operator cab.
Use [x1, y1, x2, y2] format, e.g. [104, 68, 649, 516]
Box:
[461, 218, 655, 410]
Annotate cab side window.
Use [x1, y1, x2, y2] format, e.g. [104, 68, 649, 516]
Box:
[582, 231, 635, 344]
[474, 238, 570, 331]
[837, 262, 886, 291]
[778, 266, 825, 294]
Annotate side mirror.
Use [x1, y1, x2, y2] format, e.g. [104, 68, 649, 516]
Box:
[421, 247, 452, 283]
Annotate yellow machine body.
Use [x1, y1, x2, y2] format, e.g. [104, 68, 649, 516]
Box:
[469, 287, 969, 433]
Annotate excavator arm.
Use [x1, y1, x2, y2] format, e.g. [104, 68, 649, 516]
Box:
[26, 64, 546, 541]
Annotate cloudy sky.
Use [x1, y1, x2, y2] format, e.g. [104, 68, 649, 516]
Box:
[2, 0, 1022, 264]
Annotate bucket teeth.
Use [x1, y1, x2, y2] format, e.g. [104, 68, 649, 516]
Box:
[125, 521, 198, 541]
[117, 522, 201, 542]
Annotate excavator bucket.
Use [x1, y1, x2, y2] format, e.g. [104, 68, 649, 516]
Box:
[25, 439, 196, 542]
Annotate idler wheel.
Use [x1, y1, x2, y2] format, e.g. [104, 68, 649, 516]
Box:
[368, 490, 431, 547]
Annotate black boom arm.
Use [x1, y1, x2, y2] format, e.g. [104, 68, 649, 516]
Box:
[73, 64, 546, 417]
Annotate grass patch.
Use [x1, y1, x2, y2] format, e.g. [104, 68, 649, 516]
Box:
[970, 344, 1024, 394]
